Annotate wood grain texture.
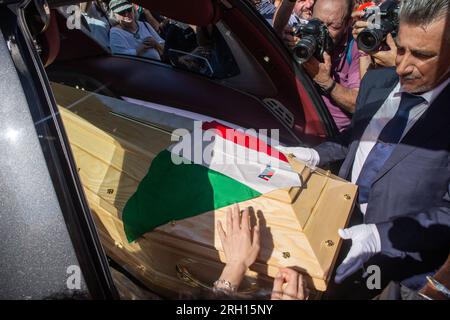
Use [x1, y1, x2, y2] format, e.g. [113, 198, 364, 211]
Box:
[55, 83, 357, 293]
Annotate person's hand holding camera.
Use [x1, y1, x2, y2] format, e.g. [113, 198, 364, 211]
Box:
[352, 10, 369, 39]
[351, 10, 397, 68]
[303, 52, 334, 92]
[370, 33, 397, 67]
[282, 26, 301, 50]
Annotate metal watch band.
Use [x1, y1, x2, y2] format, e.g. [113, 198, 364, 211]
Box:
[213, 279, 237, 293]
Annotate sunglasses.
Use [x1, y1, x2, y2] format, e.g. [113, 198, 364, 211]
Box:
[117, 7, 133, 15]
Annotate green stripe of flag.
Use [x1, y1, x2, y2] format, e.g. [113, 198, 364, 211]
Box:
[123, 150, 262, 242]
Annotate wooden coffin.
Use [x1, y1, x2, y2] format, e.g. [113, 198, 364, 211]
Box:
[52, 83, 357, 298]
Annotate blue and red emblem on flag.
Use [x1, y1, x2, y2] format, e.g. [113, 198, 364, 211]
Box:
[258, 165, 275, 181]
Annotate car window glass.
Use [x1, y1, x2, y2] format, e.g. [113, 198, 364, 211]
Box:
[49, 81, 200, 298]
[57, 4, 240, 80]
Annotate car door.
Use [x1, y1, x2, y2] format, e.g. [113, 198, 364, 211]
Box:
[0, 0, 120, 299]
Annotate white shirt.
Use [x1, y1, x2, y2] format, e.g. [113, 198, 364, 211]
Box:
[287, 14, 309, 28]
[110, 21, 164, 61]
[256, 0, 306, 27]
[351, 77, 450, 214]
[254, 0, 276, 25]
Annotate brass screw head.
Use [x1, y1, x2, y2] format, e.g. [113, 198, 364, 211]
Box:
[282, 252, 291, 259]
[344, 194, 351, 200]
[325, 240, 334, 247]
[137, 265, 146, 272]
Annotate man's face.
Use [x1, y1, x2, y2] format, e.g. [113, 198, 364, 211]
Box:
[396, 18, 450, 94]
[115, 8, 135, 26]
[313, 1, 349, 44]
[294, 0, 315, 20]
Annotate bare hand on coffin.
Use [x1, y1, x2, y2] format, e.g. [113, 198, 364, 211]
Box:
[216, 204, 260, 290]
[335, 224, 381, 284]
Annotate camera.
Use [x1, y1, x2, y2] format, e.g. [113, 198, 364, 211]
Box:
[292, 18, 333, 63]
[357, 0, 399, 53]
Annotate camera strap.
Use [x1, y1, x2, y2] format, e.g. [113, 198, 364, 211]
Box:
[346, 38, 354, 66]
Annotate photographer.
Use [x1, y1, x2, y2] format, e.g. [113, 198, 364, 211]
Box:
[273, 0, 315, 37]
[281, 0, 450, 299]
[291, 0, 363, 131]
[352, 0, 398, 78]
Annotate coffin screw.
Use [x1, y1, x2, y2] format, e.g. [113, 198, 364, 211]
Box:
[325, 240, 334, 247]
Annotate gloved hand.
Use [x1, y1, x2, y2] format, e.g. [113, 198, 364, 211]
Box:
[335, 224, 381, 284]
[276, 146, 320, 168]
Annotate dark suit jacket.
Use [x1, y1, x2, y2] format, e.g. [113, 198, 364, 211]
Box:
[314, 67, 450, 288]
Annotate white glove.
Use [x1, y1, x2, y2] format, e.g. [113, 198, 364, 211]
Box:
[277, 146, 320, 168]
[335, 224, 381, 284]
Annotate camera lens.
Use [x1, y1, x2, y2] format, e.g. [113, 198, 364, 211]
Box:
[357, 28, 384, 53]
[293, 35, 317, 63]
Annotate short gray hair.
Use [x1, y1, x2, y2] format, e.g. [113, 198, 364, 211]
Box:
[400, 0, 449, 26]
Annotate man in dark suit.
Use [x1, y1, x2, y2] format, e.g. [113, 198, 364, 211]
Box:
[281, 0, 450, 298]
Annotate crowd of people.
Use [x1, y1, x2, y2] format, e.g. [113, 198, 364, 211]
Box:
[75, 0, 167, 59]
[73, 0, 236, 77]
[74, 0, 399, 129]
[69, 0, 449, 300]
[247, 0, 449, 300]
[250, 0, 401, 132]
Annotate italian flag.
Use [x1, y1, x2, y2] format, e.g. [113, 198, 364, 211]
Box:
[122, 121, 301, 242]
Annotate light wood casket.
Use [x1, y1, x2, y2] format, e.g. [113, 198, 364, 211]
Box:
[53, 83, 357, 298]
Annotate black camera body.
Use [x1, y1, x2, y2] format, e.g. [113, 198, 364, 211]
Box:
[357, 0, 399, 53]
[292, 18, 333, 63]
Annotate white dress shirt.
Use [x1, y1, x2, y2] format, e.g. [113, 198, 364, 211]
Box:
[351, 77, 450, 214]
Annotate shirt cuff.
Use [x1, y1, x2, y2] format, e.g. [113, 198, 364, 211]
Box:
[375, 221, 396, 255]
[370, 223, 382, 253]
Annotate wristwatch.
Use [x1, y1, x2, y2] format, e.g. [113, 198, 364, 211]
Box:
[321, 79, 336, 95]
[213, 279, 237, 294]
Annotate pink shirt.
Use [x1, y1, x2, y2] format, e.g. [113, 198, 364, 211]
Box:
[322, 33, 363, 131]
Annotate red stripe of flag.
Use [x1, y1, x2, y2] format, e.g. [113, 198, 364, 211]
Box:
[202, 121, 289, 163]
